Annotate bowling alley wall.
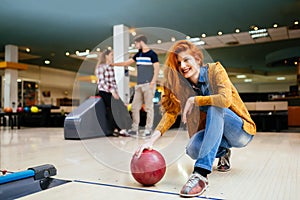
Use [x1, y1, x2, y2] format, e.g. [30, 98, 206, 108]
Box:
[0, 62, 295, 108]
[0, 64, 77, 109]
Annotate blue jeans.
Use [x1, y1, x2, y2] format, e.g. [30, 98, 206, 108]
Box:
[186, 106, 253, 172]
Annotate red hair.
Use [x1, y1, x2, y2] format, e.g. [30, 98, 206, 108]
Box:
[160, 40, 203, 115]
[164, 40, 203, 72]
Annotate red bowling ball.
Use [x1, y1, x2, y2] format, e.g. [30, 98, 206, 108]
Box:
[17, 107, 24, 112]
[130, 149, 166, 186]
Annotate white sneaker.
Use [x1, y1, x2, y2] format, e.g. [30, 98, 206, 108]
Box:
[143, 129, 152, 137]
[128, 129, 138, 137]
[119, 129, 130, 137]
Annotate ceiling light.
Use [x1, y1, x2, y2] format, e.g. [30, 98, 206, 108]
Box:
[186, 36, 190, 40]
[44, 60, 50, 65]
[249, 28, 269, 39]
[251, 33, 269, 39]
[85, 49, 90, 53]
[131, 31, 136, 36]
[96, 48, 101, 52]
[254, 26, 258, 31]
[171, 37, 176, 42]
[86, 54, 98, 58]
[236, 74, 246, 78]
[244, 79, 252, 82]
[235, 29, 240, 33]
[249, 28, 267, 34]
[193, 41, 205, 46]
[187, 37, 204, 45]
[25, 48, 30, 53]
[157, 40, 162, 44]
[273, 23, 278, 28]
[295, 61, 298, 65]
[107, 46, 112, 50]
[201, 33, 206, 38]
[187, 37, 200, 42]
[276, 77, 286, 81]
[294, 21, 299, 25]
[218, 31, 223, 36]
[76, 52, 89, 56]
[128, 48, 138, 53]
[65, 52, 70, 56]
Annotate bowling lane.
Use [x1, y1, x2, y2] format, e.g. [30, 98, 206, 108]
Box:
[20, 180, 219, 200]
[0, 127, 224, 199]
[2, 127, 300, 199]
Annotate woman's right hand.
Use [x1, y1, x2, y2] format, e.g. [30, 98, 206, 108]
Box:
[135, 141, 154, 158]
[134, 130, 161, 158]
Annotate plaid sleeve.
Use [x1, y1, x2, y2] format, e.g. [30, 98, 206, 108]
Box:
[106, 65, 117, 93]
[96, 64, 109, 91]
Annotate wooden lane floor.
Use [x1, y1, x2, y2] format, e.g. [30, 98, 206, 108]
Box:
[0, 127, 299, 199]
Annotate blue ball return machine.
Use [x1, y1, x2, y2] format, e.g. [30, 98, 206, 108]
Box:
[0, 164, 69, 199]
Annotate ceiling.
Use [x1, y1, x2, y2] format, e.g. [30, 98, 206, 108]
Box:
[1, 0, 300, 84]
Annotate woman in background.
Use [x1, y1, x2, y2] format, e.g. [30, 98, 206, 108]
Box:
[95, 49, 131, 136]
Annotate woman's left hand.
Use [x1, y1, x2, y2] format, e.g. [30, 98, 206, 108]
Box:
[111, 91, 120, 99]
[182, 97, 195, 124]
[149, 81, 155, 89]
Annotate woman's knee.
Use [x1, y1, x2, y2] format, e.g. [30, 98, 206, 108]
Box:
[185, 131, 204, 160]
[231, 134, 254, 148]
[186, 146, 198, 160]
[207, 106, 224, 115]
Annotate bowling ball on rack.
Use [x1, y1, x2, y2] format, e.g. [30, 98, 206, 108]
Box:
[130, 149, 166, 186]
[127, 104, 132, 112]
[3, 107, 13, 113]
[17, 107, 24, 112]
[30, 106, 39, 113]
[24, 106, 30, 112]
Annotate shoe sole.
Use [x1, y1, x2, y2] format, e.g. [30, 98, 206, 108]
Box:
[216, 168, 231, 172]
[179, 185, 208, 197]
[119, 133, 131, 137]
[129, 134, 151, 139]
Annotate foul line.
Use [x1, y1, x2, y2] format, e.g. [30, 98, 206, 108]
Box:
[74, 180, 224, 200]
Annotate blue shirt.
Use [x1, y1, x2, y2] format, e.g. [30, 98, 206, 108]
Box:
[192, 65, 210, 112]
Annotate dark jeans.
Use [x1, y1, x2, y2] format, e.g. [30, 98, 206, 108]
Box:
[98, 91, 132, 135]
